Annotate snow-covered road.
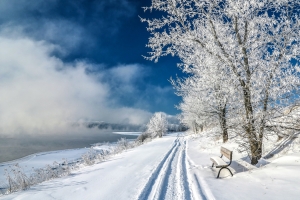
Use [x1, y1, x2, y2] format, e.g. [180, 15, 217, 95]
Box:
[1, 133, 215, 200]
[138, 135, 214, 200]
[138, 137, 191, 200]
[1, 134, 213, 200]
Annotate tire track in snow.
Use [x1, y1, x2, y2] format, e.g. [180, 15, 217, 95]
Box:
[175, 141, 185, 200]
[137, 135, 216, 200]
[181, 140, 193, 200]
[138, 136, 196, 200]
[157, 137, 192, 200]
[137, 138, 179, 200]
[154, 139, 180, 200]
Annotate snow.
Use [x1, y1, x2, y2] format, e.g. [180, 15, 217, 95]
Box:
[1, 132, 300, 199]
[0, 148, 91, 185]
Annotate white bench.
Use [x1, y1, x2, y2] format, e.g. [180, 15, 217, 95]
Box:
[210, 147, 233, 178]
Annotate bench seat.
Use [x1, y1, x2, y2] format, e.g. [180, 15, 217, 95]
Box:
[210, 156, 228, 168]
[210, 146, 233, 178]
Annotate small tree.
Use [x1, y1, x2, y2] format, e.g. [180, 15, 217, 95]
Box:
[172, 64, 233, 143]
[146, 112, 168, 138]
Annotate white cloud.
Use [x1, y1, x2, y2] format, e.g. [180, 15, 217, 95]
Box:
[102, 64, 149, 97]
[108, 64, 147, 84]
[0, 36, 151, 135]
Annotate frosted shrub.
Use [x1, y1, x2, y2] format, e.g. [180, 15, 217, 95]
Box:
[81, 148, 113, 166]
[2, 159, 74, 195]
[113, 138, 130, 154]
[42, 160, 70, 180]
[118, 138, 129, 148]
[97, 149, 110, 161]
[29, 161, 70, 185]
[4, 164, 30, 193]
[136, 132, 152, 143]
[82, 150, 98, 166]
[31, 167, 47, 185]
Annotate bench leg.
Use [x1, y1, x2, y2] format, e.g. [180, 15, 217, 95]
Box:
[227, 168, 233, 176]
[217, 168, 223, 178]
[217, 167, 233, 178]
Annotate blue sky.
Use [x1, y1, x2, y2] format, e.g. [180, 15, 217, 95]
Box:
[0, 0, 184, 133]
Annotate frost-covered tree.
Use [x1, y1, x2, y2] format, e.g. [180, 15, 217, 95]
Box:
[172, 62, 234, 142]
[142, 0, 300, 164]
[177, 93, 207, 134]
[146, 112, 168, 138]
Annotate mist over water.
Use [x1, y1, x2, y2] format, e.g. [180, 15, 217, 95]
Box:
[0, 131, 137, 163]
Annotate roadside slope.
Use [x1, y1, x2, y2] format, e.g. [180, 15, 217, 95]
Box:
[0, 135, 177, 200]
[0, 133, 216, 200]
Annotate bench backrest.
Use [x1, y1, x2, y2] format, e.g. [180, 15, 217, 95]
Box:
[221, 147, 232, 160]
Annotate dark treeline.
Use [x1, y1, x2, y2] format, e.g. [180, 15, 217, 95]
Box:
[77, 121, 187, 132]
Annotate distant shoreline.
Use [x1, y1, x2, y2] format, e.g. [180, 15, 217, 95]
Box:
[113, 132, 142, 136]
[0, 131, 138, 163]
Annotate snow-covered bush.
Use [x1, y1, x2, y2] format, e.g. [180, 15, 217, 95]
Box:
[4, 164, 30, 193]
[136, 132, 152, 143]
[31, 161, 71, 184]
[82, 148, 112, 166]
[82, 150, 97, 166]
[117, 138, 130, 149]
[2, 159, 74, 195]
[113, 138, 134, 154]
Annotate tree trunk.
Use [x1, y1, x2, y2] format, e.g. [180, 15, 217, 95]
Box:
[249, 137, 261, 165]
[219, 105, 228, 143]
[193, 121, 197, 134]
[243, 85, 261, 165]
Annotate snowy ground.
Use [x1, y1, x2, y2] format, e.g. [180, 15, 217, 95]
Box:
[0, 148, 91, 185]
[1, 132, 300, 199]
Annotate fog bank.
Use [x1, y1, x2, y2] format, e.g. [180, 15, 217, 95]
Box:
[0, 36, 151, 136]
